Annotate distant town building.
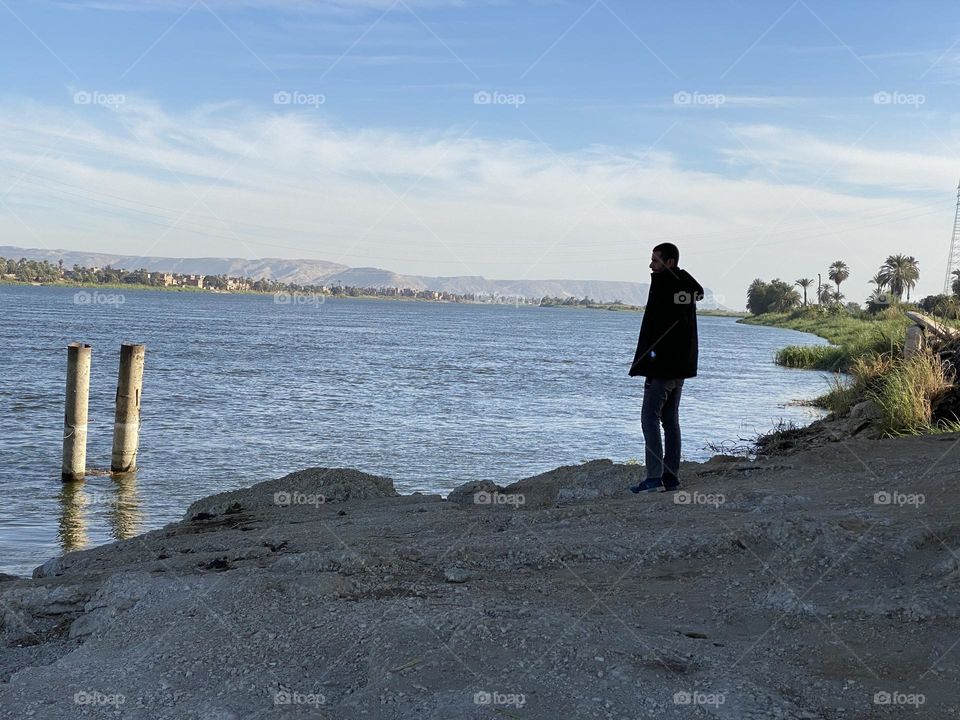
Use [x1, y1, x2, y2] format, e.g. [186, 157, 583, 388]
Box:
[225, 277, 250, 291]
[182, 274, 205, 289]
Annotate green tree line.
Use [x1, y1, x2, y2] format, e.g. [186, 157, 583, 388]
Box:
[747, 255, 925, 316]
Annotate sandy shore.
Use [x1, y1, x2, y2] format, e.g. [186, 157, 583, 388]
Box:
[1, 434, 959, 719]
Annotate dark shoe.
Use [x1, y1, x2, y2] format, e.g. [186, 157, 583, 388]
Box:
[661, 475, 681, 492]
[630, 477, 663, 494]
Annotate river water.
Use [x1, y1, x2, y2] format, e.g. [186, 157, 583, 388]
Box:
[0, 286, 833, 574]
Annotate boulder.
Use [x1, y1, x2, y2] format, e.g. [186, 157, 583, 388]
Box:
[502, 460, 638, 507]
[185, 467, 397, 518]
[445, 480, 502, 507]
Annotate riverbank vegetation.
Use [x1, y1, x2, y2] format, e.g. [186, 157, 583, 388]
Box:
[743, 306, 958, 435]
[741, 252, 960, 435]
[742, 306, 908, 372]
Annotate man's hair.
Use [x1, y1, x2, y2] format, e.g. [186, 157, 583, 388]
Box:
[653, 242, 680, 264]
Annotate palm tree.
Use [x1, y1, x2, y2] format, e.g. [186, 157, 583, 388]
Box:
[794, 278, 814, 306]
[904, 255, 919, 300]
[818, 283, 833, 305]
[878, 254, 920, 301]
[828, 260, 850, 295]
[869, 272, 887, 291]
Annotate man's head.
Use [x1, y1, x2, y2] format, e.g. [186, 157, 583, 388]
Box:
[650, 242, 679, 273]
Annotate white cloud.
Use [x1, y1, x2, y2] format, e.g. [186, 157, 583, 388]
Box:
[0, 96, 956, 307]
[719, 124, 958, 193]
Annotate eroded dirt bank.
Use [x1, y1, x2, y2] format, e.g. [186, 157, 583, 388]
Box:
[1, 434, 959, 719]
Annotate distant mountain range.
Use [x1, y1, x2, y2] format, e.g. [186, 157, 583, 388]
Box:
[0, 246, 724, 308]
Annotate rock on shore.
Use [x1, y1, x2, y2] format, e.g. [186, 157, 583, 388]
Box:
[2, 437, 960, 719]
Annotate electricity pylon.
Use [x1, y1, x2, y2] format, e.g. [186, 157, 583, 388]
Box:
[943, 179, 960, 295]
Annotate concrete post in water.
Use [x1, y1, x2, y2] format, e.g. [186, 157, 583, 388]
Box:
[111, 343, 145, 473]
[62, 343, 92, 481]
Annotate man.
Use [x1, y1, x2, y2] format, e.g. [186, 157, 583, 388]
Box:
[628, 242, 703, 494]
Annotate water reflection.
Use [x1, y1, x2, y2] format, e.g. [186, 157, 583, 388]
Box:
[58, 473, 143, 553]
[58, 481, 89, 553]
[109, 473, 142, 541]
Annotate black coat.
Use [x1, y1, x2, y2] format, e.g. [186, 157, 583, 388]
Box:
[629, 268, 704, 379]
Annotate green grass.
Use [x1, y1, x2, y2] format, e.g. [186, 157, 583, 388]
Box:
[775, 345, 847, 371]
[742, 306, 959, 437]
[871, 353, 952, 435]
[741, 306, 907, 372]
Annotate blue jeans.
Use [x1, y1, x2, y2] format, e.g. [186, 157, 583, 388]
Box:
[641, 378, 684, 481]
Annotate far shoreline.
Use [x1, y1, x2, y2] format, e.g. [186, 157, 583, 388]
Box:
[0, 279, 746, 316]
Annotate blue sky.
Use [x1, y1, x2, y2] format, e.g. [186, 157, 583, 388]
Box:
[2, 0, 960, 306]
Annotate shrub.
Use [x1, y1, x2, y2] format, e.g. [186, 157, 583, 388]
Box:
[871, 353, 952, 435]
[815, 355, 894, 414]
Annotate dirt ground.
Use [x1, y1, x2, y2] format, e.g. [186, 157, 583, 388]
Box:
[1, 433, 959, 719]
